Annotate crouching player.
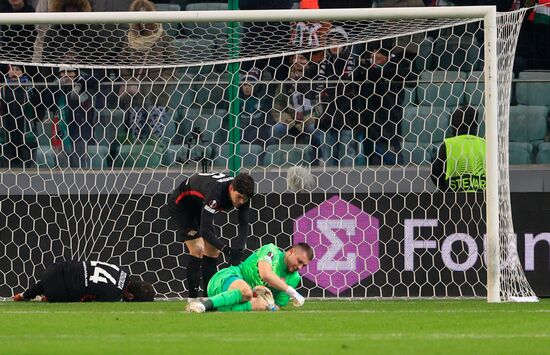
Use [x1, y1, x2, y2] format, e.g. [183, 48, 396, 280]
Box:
[13, 261, 155, 302]
[186, 243, 313, 312]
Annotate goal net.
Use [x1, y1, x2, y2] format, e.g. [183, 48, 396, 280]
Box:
[0, 7, 537, 301]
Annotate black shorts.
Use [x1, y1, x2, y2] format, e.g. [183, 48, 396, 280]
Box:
[168, 195, 203, 242]
[40, 262, 82, 302]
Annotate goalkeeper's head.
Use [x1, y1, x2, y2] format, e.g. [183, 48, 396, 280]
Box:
[229, 173, 255, 208]
[124, 280, 155, 302]
[285, 243, 314, 273]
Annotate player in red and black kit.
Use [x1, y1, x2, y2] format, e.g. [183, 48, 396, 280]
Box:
[12, 261, 155, 302]
[168, 172, 255, 301]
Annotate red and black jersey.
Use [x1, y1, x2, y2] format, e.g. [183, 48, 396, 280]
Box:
[169, 173, 250, 251]
[29, 261, 129, 302]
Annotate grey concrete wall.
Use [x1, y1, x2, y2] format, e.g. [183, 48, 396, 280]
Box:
[0, 165, 549, 195]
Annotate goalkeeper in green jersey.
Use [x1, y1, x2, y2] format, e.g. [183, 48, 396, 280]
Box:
[185, 243, 313, 312]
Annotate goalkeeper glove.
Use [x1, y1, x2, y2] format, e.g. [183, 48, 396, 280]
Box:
[285, 286, 305, 307]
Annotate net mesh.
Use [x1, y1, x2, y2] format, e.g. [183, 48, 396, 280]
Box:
[0, 8, 537, 301]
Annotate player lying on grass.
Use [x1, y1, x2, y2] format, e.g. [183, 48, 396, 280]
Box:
[13, 261, 155, 302]
[186, 242, 313, 312]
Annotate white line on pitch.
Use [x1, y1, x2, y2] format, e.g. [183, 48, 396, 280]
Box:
[0, 332, 549, 342]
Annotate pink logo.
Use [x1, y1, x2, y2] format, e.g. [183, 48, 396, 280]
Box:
[294, 195, 380, 295]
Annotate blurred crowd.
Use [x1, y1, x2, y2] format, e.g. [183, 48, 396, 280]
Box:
[0, 0, 548, 168]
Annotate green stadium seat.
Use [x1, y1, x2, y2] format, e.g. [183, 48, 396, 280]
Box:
[403, 105, 451, 144]
[516, 71, 550, 107]
[155, 3, 182, 37]
[509, 105, 548, 147]
[88, 145, 109, 169]
[509, 142, 533, 165]
[162, 144, 187, 167]
[417, 71, 466, 108]
[213, 144, 263, 168]
[536, 142, 550, 164]
[433, 35, 480, 72]
[173, 38, 216, 75]
[402, 87, 417, 107]
[34, 119, 53, 146]
[464, 71, 484, 106]
[114, 144, 163, 168]
[183, 3, 227, 42]
[401, 105, 451, 165]
[414, 38, 435, 73]
[181, 109, 221, 144]
[163, 119, 177, 143]
[95, 109, 125, 146]
[33, 145, 57, 168]
[263, 144, 315, 167]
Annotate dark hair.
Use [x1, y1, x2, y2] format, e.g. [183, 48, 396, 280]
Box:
[451, 106, 478, 135]
[231, 173, 255, 199]
[293, 242, 314, 261]
[127, 280, 155, 302]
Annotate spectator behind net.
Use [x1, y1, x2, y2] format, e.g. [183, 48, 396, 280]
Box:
[431, 106, 486, 192]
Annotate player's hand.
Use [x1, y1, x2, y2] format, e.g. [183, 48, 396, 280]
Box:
[285, 286, 305, 307]
[291, 293, 305, 307]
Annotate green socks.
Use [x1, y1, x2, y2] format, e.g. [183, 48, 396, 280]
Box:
[204, 289, 243, 310]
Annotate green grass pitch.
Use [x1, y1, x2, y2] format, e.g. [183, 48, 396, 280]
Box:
[1, 299, 549, 354]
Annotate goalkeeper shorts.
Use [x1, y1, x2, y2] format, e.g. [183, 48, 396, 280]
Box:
[207, 266, 243, 297]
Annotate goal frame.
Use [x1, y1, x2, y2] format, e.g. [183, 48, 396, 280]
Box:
[0, 6, 501, 302]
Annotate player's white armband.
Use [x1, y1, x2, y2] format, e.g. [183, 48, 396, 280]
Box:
[285, 286, 305, 307]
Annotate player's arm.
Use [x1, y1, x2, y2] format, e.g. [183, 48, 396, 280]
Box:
[258, 260, 305, 306]
[272, 273, 301, 307]
[198, 205, 226, 251]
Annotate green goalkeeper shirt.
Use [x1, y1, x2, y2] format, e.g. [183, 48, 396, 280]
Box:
[238, 243, 301, 307]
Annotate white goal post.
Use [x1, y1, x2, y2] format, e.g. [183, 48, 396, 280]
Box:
[0, 6, 536, 302]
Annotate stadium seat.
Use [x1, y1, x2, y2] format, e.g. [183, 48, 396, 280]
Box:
[414, 37, 435, 72]
[516, 71, 550, 107]
[88, 145, 109, 169]
[417, 70, 466, 109]
[509, 142, 533, 165]
[402, 87, 417, 107]
[95, 109, 125, 146]
[180, 109, 221, 145]
[509, 105, 548, 147]
[401, 105, 451, 165]
[162, 118, 177, 143]
[114, 144, 163, 168]
[155, 3, 182, 37]
[173, 38, 217, 75]
[33, 145, 57, 168]
[155, 3, 180, 11]
[535, 142, 550, 164]
[263, 144, 315, 167]
[464, 71, 484, 106]
[162, 143, 216, 168]
[183, 3, 227, 42]
[35, 119, 53, 146]
[213, 144, 263, 167]
[433, 35, 480, 72]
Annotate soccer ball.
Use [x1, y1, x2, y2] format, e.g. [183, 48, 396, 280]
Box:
[286, 166, 315, 192]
